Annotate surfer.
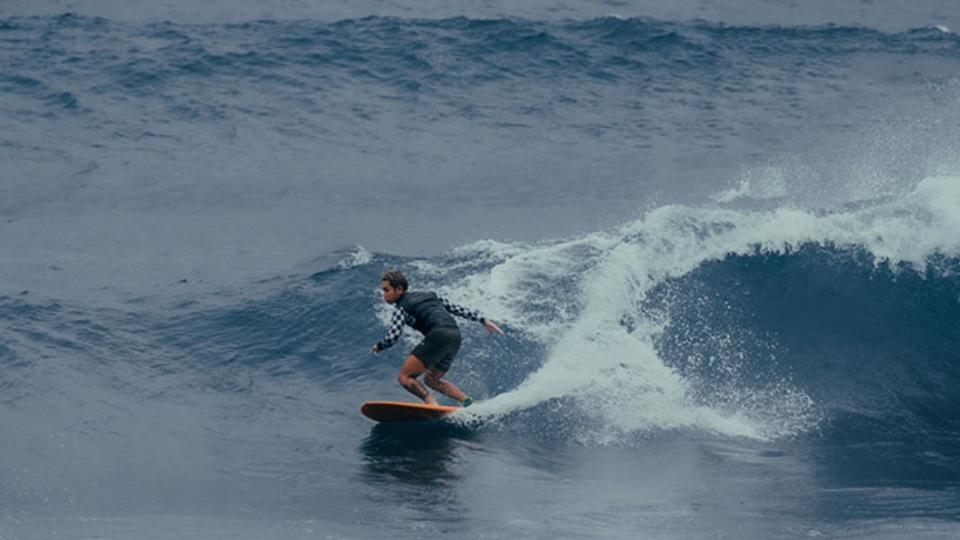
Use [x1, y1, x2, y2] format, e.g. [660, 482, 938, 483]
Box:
[372, 269, 503, 407]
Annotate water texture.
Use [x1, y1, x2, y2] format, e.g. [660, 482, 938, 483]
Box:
[2, 2, 960, 538]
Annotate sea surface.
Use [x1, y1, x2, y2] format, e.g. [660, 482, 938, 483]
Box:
[2, 1, 960, 538]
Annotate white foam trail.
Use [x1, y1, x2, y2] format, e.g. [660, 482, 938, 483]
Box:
[450, 176, 960, 442]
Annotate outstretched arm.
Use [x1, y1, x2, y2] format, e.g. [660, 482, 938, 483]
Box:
[439, 296, 504, 334]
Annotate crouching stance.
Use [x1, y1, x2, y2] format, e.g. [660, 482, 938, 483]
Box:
[372, 270, 502, 406]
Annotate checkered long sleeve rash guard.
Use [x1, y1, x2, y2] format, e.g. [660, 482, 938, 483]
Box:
[375, 296, 486, 352]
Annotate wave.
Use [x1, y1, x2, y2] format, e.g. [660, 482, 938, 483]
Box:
[4, 14, 959, 108]
[433, 176, 960, 442]
[1, 177, 958, 447]
[655, 245, 960, 441]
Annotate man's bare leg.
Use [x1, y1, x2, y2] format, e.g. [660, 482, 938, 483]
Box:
[397, 355, 437, 405]
[424, 368, 467, 403]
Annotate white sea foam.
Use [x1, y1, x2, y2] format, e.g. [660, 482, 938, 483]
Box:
[450, 176, 960, 442]
[713, 167, 788, 203]
[336, 245, 373, 270]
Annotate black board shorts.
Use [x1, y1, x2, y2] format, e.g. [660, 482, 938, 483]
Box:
[411, 327, 462, 372]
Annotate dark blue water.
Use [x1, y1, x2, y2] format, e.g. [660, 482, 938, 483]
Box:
[3, 2, 960, 538]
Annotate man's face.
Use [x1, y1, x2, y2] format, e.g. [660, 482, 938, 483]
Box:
[381, 281, 404, 304]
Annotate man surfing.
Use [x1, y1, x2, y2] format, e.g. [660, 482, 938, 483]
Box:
[372, 270, 503, 407]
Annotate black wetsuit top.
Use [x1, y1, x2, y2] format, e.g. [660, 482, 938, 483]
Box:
[375, 291, 486, 352]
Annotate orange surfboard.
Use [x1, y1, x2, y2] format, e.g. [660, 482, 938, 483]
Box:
[361, 401, 461, 423]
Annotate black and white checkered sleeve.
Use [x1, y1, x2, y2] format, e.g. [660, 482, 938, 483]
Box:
[439, 296, 486, 324]
[375, 306, 409, 351]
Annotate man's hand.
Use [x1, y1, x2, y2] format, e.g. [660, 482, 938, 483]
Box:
[371, 344, 381, 354]
[484, 320, 504, 335]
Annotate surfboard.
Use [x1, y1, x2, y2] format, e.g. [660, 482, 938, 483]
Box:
[361, 400, 461, 423]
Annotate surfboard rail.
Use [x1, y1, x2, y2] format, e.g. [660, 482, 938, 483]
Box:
[361, 400, 461, 423]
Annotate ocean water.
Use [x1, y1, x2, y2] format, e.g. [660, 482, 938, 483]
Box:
[2, 1, 960, 538]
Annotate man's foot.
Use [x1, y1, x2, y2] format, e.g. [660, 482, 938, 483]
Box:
[460, 397, 474, 408]
[424, 396, 438, 406]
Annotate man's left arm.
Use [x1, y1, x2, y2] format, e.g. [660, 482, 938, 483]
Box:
[439, 296, 503, 334]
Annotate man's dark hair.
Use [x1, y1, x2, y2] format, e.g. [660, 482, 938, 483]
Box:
[381, 269, 408, 291]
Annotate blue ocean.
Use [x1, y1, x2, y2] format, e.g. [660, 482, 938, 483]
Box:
[3, 0, 960, 538]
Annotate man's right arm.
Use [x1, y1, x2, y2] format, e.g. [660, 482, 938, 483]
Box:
[373, 306, 407, 353]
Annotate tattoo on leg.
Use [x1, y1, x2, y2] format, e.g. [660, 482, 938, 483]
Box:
[425, 372, 466, 402]
[401, 377, 429, 399]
